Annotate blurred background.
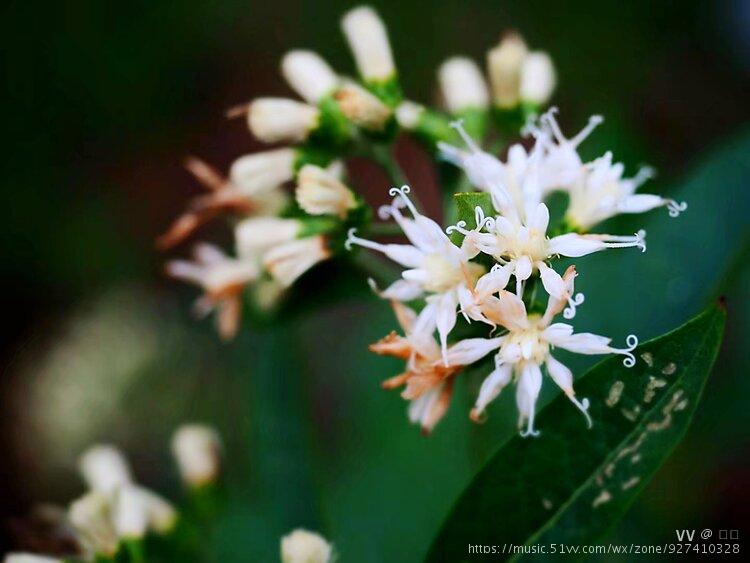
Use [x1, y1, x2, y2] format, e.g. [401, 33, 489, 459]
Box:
[1, 0, 749, 560]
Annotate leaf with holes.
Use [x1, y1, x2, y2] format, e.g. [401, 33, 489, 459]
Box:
[424, 302, 725, 561]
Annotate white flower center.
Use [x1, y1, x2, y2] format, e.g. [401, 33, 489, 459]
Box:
[422, 253, 465, 293]
[502, 225, 549, 263]
[502, 317, 549, 364]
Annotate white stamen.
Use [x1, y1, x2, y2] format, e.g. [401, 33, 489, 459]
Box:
[445, 220, 470, 236]
[388, 185, 418, 216]
[345, 228, 386, 252]
[563, 292, 585, 319]
[569, 395, 593, 428]
[449, 119, 481, 152]
[666, 200, 688, 218]
[610, 334, 639, 367]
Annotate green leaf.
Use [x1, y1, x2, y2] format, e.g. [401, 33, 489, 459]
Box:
[449, 192, 494, 246]
[425, 303, 726, 561]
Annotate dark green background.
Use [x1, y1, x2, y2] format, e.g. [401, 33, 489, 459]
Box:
[1, 0, 748, 560]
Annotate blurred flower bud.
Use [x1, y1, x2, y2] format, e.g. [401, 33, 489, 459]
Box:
[248, 98, 320, 143]
[341, 6, 395, 81]
[136, 487, 177, 534]
[280, 529, 333, 563]
[487, 33, 528, 108]
[229, 148, 296, 195]
[252, 278, 287, 311]
[171, 424, 222, 488]
[334, 82, 391, 131]
[112, 485, 148, 540]
[3, 555, 62, 563]
[296, 164, 356, 218]
[263, 235, 331, 287]
[67, 492, 118, 558]
[281, 50, 339, 104]
[438, 57, 489, 113]
[78, 445, 132, 494]
[394, 101, 424, 129]
[519, 52, 556, 106]
[235, 217, 302, 259]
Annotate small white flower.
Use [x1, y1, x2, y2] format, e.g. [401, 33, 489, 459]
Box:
[296, 164, 356, 218]
[333, 81, 392, 130]
[486, 33, 528, 108]
[78, 445, 133, 495]
[112, 485, 148, 540]
[263, 235, 331, 288]
[4, 555, 63, 563]
[462, 277, 638, 436]
[341, 6, 395, 82]
[134, 487, 177, 535]
[172, 424, 222, 488]
[394, 100, 424, 129]
[235, 217, 303, 259]
[566, 152, 687, 230]
[281, 50, 339, 104]
[346, 186, 485, 363]
[68, 492, 119, 558]
[165, 244, 259, 340]
[438, 57, 489, 113]
[248, 98, 319, 143]
[519, 51, 556, 106]
[280, 528, 333, 563]
[229, 148, 296, 195]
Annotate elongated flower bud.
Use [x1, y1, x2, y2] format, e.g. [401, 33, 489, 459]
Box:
[249, 98, 319, 143]
[68, 492, 118, 557]
[519, 51, 556, 106]
[394, 101, 424, 129]
[263, 235, 331, 287]
[229, 148, 296, 195]
[4, 555, 63, 563]
[235, 217, 302, 259]
[78, 445, 132, 494]
[334, 82, 391, 130]
[112, 485, 148, 540]
[341, 6, 395, 82]
[487, 33, 528, 108]
[171, 424, 222, 488]
[296, 164, 356, 218]
[439, 57, 489, 113]
[280, 529, 333, 563]
[281, 50, 339, 104]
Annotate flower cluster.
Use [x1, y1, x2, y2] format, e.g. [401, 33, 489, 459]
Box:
[159, 5, 686, 435]
[5, 424, 222, 562]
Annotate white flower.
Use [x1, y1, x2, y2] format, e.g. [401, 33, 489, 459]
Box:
[78, 445, 133, 495]
[370, 301, 501, 433]
[165, 243, 259, 340]
[394, 100, 424, 129]
[112, 485, 148, 540]
[235, 217, 302, 259]
[4, 555, 63, 563]
[566, 151, 687, 230]
[486, 33, 528, 108]
[248, 98, 319, 143]
[333, 81, 392, 130]
[296, 164, 356, 218]
[134, 487, 177, 534]
[172, 424, 222, 488]
[341, 6, 395, 82]
[68, 492, 119, 558]
[438, 57, 489, 113]
[281, 50, 339, 104]
[345, 186, 485, 363]
[263, 235, 331, 288]
[229, 148, 296, 195]
[459, 275, 638, 436]
[280, 528, 333, 563]
[519, 51, 556, 106]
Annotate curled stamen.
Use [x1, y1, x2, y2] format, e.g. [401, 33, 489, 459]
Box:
[445, 220, 470, 236]
[473, 206, 495, 231]
[611, 334, 639, 367]
[520, 408, 541, 438]
[388, 185, 418, 217]
[345, 228, 387, 253]
[449, 119, 481, 153]
[569, 395, 593, 429]
[563, 292, 585, 319]
[666, 200, 688, 218]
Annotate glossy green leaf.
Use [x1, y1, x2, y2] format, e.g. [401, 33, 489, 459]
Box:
[449, 192, 494, 246]
[425, 303, 725, 562]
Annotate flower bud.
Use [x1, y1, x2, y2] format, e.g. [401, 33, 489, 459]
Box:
[263, 235, 331, 288]
[341, 6, 395, 81]
[280, 529, 333, 563]
[519, 51, 556, 106]
[248, 98, 319, 143]
[4, 555, 63, 563]
[137, 487, 177, 534]
[486, 33, 528, 108]
[229, 148, 296, 195]
[166, 244, 259, 294]
[171, 424, 222, 488]
[296, 164, 356, 218]
[281, 50, 339, 104]
[438, 57, 489, 113]
[112, 485, 148, 540]
[78, 445, 132, 494]
[394, 101, 424, 129]
[68, 492, 118, 557]
[333, 82, 391, 131]
[235, 217, 302, 259]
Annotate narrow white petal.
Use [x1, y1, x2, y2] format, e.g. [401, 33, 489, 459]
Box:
[473, 362, 513, 416]
[548, 233, 605, 257]
[445, 336, 504, 365]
